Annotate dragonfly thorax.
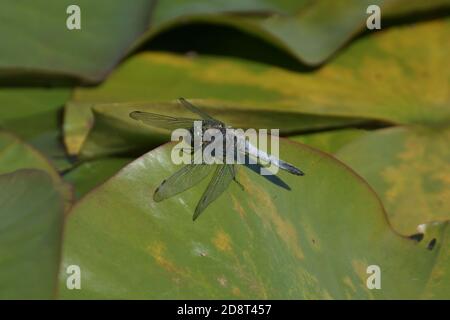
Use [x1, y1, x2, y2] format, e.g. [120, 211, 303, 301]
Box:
[187, 121, 240, 162]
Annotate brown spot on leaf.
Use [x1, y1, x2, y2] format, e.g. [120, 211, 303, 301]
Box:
[241, 172, 305, 260]
[147, 241, 188, 278]
[343, 276, 357, 292]
[217, 275, 228, 287]
[231, 194, 246, 219]
[232, 287, 241, 297]
[212, 230, 232, 252]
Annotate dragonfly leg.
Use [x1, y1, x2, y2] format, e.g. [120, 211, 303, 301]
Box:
[229, 165, 244, 191]
[233, 177, 245, 191]
[173, 147, 194, 155]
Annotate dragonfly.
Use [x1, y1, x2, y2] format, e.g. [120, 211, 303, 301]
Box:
[130, 98, 304, 220]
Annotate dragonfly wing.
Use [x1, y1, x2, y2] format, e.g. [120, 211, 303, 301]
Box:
[130, 111, 197, 131]
[193, 164, 235, 221]
[179, 98, 218, 122]
[154, 164, 214, 202]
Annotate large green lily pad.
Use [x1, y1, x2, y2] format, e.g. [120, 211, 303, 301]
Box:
[150, 0, 308, 25]
[336, 126, 450, 235]
[146, 0, 450, 66]
[3, 0, 447, 83]
[289, 129, 367, 154]
[0, 169, 66, 299]
[0, 129, 73, 204]
[0, 131, 71, 299]
[63, 157, 132, 198]
[68, 101, 363, 158]
[59, 139, 449, 299]
[0, 0, 153, 84]
[0, 88, 72, 170]
[0, 131, 60, 180]
[79, 19, 450, 126]
[65, 18, 450, 155]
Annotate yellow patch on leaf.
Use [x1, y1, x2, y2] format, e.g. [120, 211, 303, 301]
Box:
[212, 230, 233, 253]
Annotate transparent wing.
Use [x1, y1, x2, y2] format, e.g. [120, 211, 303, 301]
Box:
[130, 111, 197, 131]
[193, 164, 235, 221]
[179, 98, 218, 122]
[153, 164, 214, 202]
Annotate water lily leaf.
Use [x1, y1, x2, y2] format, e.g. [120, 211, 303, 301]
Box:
[0, 130, 73, 206]
[0, 88, 72, 170]
[74, 14, 450, 127]
[0, 131, 60, 180]
[66, 18, 450, 155]
[289, 129, 367, 154]
[0, 169, 66, 299]
[2, 0, 449, 83]
[70, 101, 363, 158]
[415, 221, 450, 298]
[64, 157, 132, 198]
[64, 102, 94, 156]
[336, 127, 450, 235]
[147, 0, 450, 66]
[59, 139, 449, 299]
[0, 132, 71, 299]
[151, 0, 307, 24]
[0, 0, 154, 84]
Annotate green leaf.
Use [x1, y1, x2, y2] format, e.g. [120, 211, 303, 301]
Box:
[68, 101, 362, 158]
[0, 131, 60, 181]
[66, 18, 450, 155]
[0, 131, 71, 299]
[0, 0, 153, 84]
[0, 169, 66, 299]
[2, 0, 448, 83]
[289, 129, 367, 154]
[63, 157, 132, 199]
[415, 221, 450, 299]
[336, 127, 450, 235]
[148, 0, 450, 66]
[59, 139, 449, 299]
[151, 0, 308, 25]
[0, 88, 72, 170]
[0, 130, 73, 208]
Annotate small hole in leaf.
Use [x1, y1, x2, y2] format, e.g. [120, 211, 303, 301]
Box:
[427, 238, 437, 250]
[409, 233, 424, 242]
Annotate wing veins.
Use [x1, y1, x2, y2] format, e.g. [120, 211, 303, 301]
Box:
[193, 164, 235, 220]
[130, 111, 196, 130]
[179, 98, 218, 122]
[154, 164, 214, 202]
